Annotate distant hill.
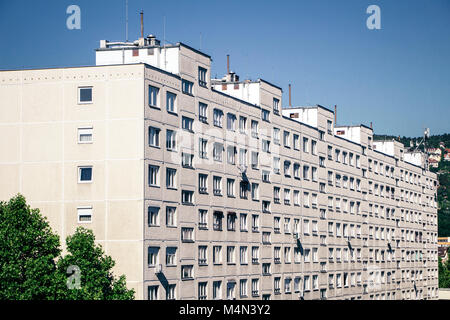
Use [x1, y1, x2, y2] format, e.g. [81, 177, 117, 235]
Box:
[373, 133, 450, 152]
[374, 133, 450, 236]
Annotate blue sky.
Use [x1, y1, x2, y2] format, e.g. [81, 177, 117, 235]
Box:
[0, 0, 449, 137]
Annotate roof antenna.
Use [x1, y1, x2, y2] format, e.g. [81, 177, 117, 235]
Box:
[125, 0, 128, 42]
[199, 32, 202, 50]
[163, 15, 166, 69]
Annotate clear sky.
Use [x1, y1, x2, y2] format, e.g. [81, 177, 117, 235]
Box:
[0, 0, 449, 137]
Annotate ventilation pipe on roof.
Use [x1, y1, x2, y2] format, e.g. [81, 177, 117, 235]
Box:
[334, 105, 337, 125]
[289, 84, 292, 107]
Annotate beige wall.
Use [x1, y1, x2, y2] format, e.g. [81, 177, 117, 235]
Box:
[0, 64, 146, 299]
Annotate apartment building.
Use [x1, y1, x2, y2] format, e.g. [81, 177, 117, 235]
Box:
[0, 34, 438, 300]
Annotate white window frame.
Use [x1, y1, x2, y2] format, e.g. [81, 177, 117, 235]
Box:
[77, 206, 92, 223]
[78, 166, 93, 183]
[77, 127, 93, 144]
[78, 86, 93, 104]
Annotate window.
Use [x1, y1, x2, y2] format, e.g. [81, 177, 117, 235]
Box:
[148, 206, 159, 226]
[181, 227, 194, 242]
[166, 247, 176, 266]
[181, 190, 194, 205]
[166, 168, 176, 189]
[166, 92, 176, 113]
[78, 86, 92, 104]
[227, 113, 236, 131]
[283, 131, 290, 147]
[240, 246, 248, 264]
[252, 183, 259, 200]
[240, 279, 248, 297]
[148, 246, 159, 266]
[303, 165, 309, 180]
[262, 109, 270, 122]
[252, 246, 259, 264]
[149, 127, 160, 147]
[312, 167, 318, 182]
[251, 120, 258, 138]
[227, 178, 235, 197]
[199, 138, 208, 159]
[78, 127, 93, 143]
[240, 213, 248, 232]
[148, 285, 158, 300]
[273, 98, 280, 114]
[294, 163, 300, 179]
[227, 213, 237, 231]
[213, 109, 223, 127]
[262, 200, 270, 213]
[213, 281, 222, 299]
[199, 102, 208, 123]
[252, 214, 260, 232]
[182, 152, 193, 168]
[273, 157, 280, 174]
[262, 140, 270, 153]
[198, 67, 207, 87]
[327, 120, 333, 134]
[239, 116, 247, 133]
[198, 282, 207, 300]
[78, 166, 92, 183]
[166, 284, 176, 300]
[273, 128, 280, 145]
[227, 281, 236, 300]
[303, 137, 309, 153]
[262, 232, 271, 244]
[198, 246, 207, 265]
[198, 209, 208, 229]
[213, 176, 222, 195]
[77, 206, 92, 223]
[182, 116, 193, 132]
[213, 143, 223, 162]
[213, 245, 222, 264]
[262, 170, 270, 183]
[293, 134, 299, 150]
[251, 279, 260, 297]
[311, 140, 317, 155]
[227, 246, 236, 264]
[148, 85, 159, 107]
[251, 152, 259, 169]
[181, 265, 193, 279]
[166, 130, 176, 151]
[149, 165, 159, 186]
[239, 149, 247, 166]
[166, 206, 176, 227]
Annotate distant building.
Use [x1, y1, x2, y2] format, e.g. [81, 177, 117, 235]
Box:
[429, 158, 439, 168]
[438, 237, 450, 263]
[439, 142, 445, 149]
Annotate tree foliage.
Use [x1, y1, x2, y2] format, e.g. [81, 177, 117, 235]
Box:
[0, 194, 134, 300]
[439, 257, 450, 288]
[56, 227, 134, 300]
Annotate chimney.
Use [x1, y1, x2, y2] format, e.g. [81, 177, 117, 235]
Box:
[140, 11, 144, 39]
[370, 122, 373, 129]
[227, 55, 230, 74]
[334, 105, 337, 124]
[289, 84, 292, 107]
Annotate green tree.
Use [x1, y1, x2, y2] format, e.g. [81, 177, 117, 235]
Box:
[0, 194, 61, 299]
[438, 257, 450, 288]
[0, 194, 134, 300]
[56, 227, 135, 300]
